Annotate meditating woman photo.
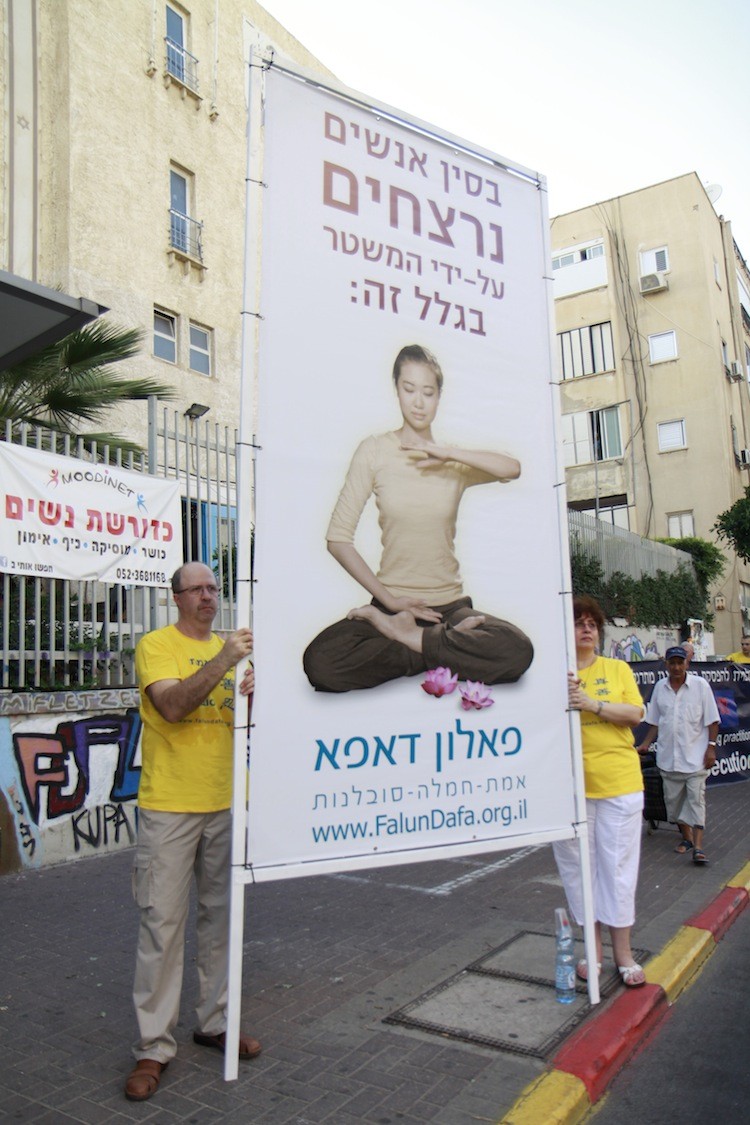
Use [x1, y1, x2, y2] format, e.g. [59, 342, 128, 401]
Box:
[303, 344, 534, 692]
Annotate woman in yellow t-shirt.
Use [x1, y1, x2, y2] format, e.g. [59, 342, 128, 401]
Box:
[553, 595, 646, 988]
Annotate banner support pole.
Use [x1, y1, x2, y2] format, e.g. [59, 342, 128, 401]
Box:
[225, 48, 268, 1082]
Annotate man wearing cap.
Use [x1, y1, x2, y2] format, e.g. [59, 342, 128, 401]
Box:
[637, 646, 719, 865]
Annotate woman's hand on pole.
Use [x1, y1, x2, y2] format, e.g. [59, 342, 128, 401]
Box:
[568, 671, 644, 727]
[568, 671, 592, 711]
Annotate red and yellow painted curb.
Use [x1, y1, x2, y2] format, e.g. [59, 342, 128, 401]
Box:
[725, 859, 750, 892]
[644, 925, 713, 1002]
[552, 983, 666, 1103]
[498, 863, 749, 1124]
[500, 1070, 590, 1125]
[687, 883, 748, 937]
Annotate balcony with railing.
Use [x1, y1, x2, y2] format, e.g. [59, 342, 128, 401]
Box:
[164, 37, 199, 97]
[168, 209, 203, 269]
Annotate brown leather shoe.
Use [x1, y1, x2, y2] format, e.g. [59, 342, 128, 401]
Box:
[124, 1058, 167, 1101]
[193, 1029, 262, 1059]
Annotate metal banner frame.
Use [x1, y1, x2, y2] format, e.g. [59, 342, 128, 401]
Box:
[225, 51, 599, 1080]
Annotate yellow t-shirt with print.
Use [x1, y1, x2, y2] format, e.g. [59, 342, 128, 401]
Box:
[727, 652, 750, 664]
[577, 655, 644, 799]
[135, 624, 235, 812]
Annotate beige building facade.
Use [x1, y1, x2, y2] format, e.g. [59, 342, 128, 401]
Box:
[1, 0, 332, 438]
[551, 173, 750, 655]
[5, 8, 750, 653]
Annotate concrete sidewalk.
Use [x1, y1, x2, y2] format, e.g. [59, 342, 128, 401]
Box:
[1, 781, 748, 1123]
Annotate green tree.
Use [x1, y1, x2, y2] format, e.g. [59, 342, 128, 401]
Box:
[570, 534, 605, 602]
[570, 534, 709, 628]
[0, 320, 174, 453]
[657, 536, 726, 598]
[714, 488, 750, 564]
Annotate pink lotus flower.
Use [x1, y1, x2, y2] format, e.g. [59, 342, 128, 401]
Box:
[459, 681, 494, 710]
[421, 667, 458, 697]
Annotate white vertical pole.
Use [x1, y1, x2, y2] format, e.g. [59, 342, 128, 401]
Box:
[224, 48, 268, 1082]
[538, 183, 600, 1006]
[574, 778, 599, 1005]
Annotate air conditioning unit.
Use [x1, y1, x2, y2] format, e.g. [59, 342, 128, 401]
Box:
[740, 449, 750, 466]
[639, 272, 669, 294]
[731, 361, 744, 381]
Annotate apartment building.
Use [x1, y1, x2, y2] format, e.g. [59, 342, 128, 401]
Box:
[551, 173, 750, 654]
[2, 0, 332, 440]
[6, 7, 750, 651]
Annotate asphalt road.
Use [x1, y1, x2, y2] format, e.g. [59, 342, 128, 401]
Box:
[592, 905, 750, 1123]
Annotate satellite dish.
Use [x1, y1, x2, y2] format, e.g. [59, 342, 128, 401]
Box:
[705, 183, 723, 204]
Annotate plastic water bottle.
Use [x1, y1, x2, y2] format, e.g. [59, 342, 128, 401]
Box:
[554, 907, 575, 1004]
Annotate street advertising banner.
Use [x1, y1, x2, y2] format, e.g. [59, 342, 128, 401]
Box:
[245, 63, 575, 881]
[0, 442, 183, 586]
[631, 660, 750, 786]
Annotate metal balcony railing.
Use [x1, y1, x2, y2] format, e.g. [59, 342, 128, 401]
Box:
[165, 37, 199, 92]
[169, 209, 203, 261]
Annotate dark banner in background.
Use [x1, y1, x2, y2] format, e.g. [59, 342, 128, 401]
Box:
[630, 660, 750, 786]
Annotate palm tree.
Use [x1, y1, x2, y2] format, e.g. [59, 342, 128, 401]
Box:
[0, 320, 174, 453]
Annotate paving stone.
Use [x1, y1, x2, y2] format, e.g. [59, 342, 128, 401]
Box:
[1, 782, 747, 1123]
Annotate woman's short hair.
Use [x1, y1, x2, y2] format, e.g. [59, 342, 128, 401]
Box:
[573, 595, 605, 632]
[392, 345, 443, 393]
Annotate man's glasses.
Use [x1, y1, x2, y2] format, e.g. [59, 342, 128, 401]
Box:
[176, 584, 219, 596]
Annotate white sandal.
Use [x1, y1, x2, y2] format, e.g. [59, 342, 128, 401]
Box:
[576, 959, 602, 982]
[617, 963, 646, 987]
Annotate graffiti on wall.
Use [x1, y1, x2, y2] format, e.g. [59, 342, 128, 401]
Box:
[605, 623, 681, 664]
[608, 634, 660, 662]
[1, 708, 142, 874]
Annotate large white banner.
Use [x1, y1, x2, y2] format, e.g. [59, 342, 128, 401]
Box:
[0, 443, 183, 586]
[246, 64, 573, 880]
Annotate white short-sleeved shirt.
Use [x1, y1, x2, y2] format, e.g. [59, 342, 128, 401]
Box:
[644, 674, 720, 772]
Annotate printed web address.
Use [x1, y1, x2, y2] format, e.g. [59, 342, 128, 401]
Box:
[312, 800, 528, 843]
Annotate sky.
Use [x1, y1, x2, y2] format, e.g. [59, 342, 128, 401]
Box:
[259, 0, 750, 255]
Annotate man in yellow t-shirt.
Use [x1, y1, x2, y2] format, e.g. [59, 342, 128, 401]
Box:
[727, 636, 750, 663]
[124, 563, 258, 1103]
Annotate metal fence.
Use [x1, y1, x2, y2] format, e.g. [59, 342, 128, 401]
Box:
[568, 509, 694, 581]
[1, 400, 237, 691]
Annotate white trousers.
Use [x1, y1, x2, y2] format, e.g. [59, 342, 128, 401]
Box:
[553, 791, 643, 929]
[131, 807, 231, 1062]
